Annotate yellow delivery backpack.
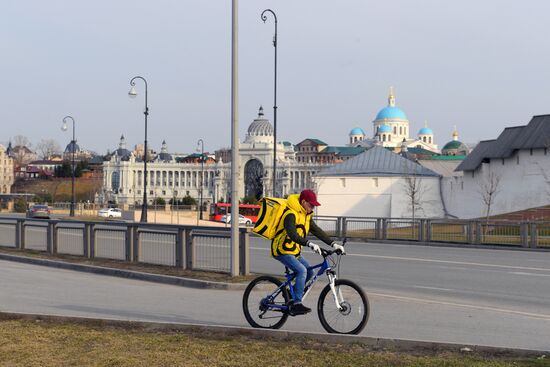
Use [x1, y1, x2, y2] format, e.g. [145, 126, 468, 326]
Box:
[253, 197, 288, 240]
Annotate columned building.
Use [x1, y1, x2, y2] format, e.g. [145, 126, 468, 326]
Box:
[102, 107, 337, 205]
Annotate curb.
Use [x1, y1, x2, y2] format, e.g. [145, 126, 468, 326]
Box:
[0, 311, 547, 356]
[0, 253, 246, 291]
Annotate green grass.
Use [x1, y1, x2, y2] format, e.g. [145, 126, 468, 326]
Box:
[0, 319, 548, 367]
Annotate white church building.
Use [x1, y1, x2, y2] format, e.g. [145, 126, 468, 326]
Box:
[314, 145, 445, 218]
[348, 88, 439, 152]
[314, 114, 550, 220]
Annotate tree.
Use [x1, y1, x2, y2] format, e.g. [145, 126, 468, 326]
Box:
[181, 195, 197, 205]
[54, 163, 72, 177]
[13, 135, 31, 148]
[402, 163, 424, 221]
[36, 139, 61, 160]
[401, 161, 425, 239]
[241, 196, 259, 205]
[153, 197, 166, 206]
[478, 170, 501, 234]
[11, 135, 33, 167]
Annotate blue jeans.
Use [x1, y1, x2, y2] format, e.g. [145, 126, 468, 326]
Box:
[276, 255, 314, 303]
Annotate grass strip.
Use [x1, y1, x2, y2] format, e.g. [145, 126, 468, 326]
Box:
[0, 319, 548, 367]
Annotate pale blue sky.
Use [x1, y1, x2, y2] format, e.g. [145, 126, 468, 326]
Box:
[2, 0, 550, 154]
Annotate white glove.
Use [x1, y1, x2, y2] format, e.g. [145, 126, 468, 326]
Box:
[308, 242, 322, 255]
[332, 242, 346, 254]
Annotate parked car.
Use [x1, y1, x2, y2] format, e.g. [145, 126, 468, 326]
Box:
[220, 214, 252, 225]
[26, 204, 51, 219]
[97, 207, 122, 218]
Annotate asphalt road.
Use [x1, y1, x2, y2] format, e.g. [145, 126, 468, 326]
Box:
[1, 240, 550, 350]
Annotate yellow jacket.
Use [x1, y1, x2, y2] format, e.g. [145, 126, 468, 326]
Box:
[271, 194, 311, 257]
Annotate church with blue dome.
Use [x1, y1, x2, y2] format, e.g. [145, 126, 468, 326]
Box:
[349, 88, 439, 152]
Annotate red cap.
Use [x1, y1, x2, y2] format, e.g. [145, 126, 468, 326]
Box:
[299, 189, 321, 206]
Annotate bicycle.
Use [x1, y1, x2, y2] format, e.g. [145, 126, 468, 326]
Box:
[242, 243, 370, 334]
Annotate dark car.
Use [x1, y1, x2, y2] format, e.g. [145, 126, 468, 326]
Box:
[26, 204, 51, 219]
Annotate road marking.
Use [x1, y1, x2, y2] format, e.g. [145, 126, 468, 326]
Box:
[412, 285, 454, 292]
[509, 271, 550, 278]
[370, 292, 550, 321]
[250, 246, 550, 273]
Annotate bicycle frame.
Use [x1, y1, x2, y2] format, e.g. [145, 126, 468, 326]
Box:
[262, 254, 343, 313]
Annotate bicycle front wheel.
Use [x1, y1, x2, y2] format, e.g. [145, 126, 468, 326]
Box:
[242, 275, 290, 329]
[317, 279, 369, 334]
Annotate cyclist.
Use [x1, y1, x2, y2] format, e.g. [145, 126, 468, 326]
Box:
[271, 189, 345, 315]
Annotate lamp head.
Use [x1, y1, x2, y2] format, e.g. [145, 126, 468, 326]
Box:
[61, 121, 68, 132]
[128, 86, 138, 98]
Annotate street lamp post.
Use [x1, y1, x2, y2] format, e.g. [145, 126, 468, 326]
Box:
[197, 139, 204, 220]
[61, 116, 76, 217]
[128, 76, 149, 223]
[261, 9, 278, 197]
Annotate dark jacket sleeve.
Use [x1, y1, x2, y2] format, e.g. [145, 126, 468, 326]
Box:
[283, 214, 334, 247]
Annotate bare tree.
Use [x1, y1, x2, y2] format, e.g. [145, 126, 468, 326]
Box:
[13, 135, 31, 148]
[36, 139, 61, 160]
[401, 162, 425, 240]
[402, 163, 424, 221]
[478, 171, 501, 229]
[11, 135, 33, 167]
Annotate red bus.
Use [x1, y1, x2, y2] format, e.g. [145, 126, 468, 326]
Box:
[209, 203, 261, 223]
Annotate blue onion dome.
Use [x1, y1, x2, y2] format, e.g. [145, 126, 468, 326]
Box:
[418, 127, 433, 135]
[376, 106, 407, 120]
[349, 127, 365, 135]
[375, 88, 408, 121]
[377, 124, 392, 133]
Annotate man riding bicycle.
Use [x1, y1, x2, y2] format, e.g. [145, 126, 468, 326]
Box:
[271, 189, 345, 315]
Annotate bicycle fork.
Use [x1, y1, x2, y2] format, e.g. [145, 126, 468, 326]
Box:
[327, 272, 343, 310]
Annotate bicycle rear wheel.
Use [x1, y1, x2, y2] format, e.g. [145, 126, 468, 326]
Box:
[242, 275, 290, 329]
[317, 279, 369, 334]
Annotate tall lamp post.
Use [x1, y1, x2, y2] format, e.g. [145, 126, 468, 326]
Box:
[128, 76, 149, 223]
[261, 9, 278, 197]
[197, 139, 204, 220]
[61, 116, 76, 217]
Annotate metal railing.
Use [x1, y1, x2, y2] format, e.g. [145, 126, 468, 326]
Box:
[314, 216, 550, 249]
[0, 217, 250, 275]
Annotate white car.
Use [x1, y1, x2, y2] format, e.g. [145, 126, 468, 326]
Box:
[220, 214, 252, 225]
[98, 208, 122, 218]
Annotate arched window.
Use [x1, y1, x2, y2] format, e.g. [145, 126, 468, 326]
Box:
[399, 126, 402, 135]
[393, 126, 397, 134]
[382, 135, 386, 142]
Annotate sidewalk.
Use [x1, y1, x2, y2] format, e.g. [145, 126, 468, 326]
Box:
[0, 248, 252, 290]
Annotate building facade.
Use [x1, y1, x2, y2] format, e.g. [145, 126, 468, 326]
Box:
[350, 88, 440, 152]
[101, 107, 348, 206]
[442, 115, 550, 219]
